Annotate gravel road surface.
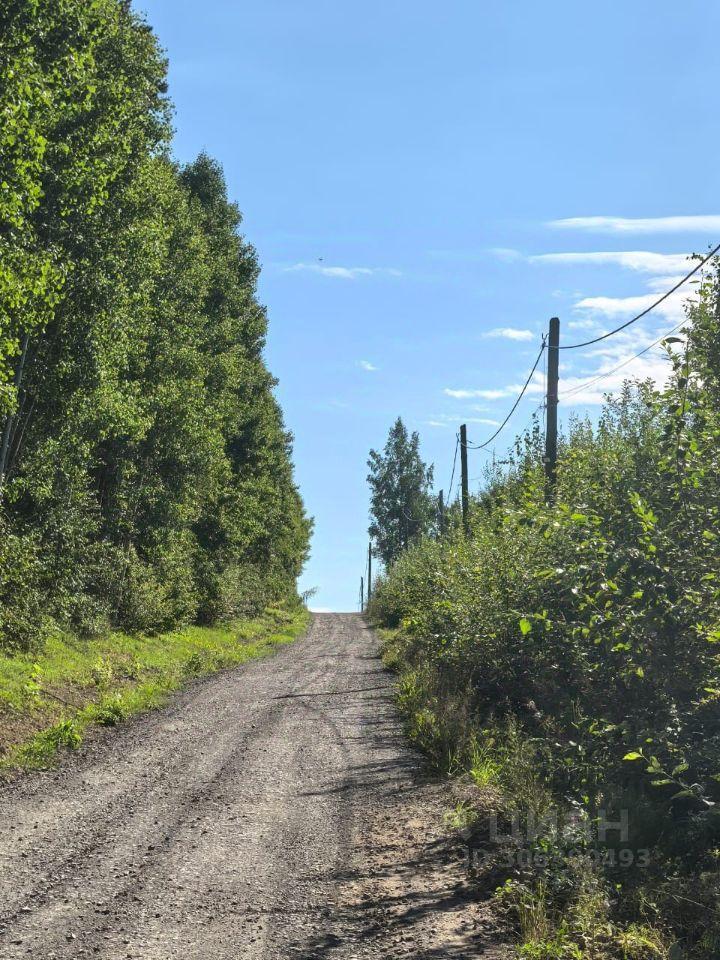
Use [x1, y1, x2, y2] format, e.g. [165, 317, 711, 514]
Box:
[0, 614, 506, 959]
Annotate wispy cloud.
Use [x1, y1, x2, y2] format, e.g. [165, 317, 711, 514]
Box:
[567, 317, 602, 331]
[444, 387, 510, 400]
[441, 223, 706, 425]
[549, 215, 720, 235]
[446, 345, 677, 413]
[482, 326, 534, 342]
[644, 275, 687, 292]
[284, 263, 402, 280]
[359, 359, 378, 372]
[558, 346, 678, 406]
[426, 415, 500, 428]
[574, 291, 688, 323]
[429, 247, 521, 263]
[487, 247, 522, 262]
[445, 370, 548, 403]
[531, 251, 693, 274]
[556, 274, 695, 405]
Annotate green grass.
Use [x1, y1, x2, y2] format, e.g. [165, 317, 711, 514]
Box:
[0, 605, 310, 773]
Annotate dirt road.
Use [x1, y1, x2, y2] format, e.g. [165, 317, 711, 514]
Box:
[0, 614, 506, 959]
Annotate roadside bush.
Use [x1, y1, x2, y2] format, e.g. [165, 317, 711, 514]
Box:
[0, 522, 51, 652]
[370, 268, 720, 958]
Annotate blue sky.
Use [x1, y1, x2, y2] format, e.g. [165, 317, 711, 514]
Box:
[140, 0, 720, 611]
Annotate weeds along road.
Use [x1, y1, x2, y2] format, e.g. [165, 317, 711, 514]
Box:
[0, 614, 506, 960]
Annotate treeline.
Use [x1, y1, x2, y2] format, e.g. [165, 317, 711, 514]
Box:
[370, 272, 720, 957]
[0, 0, 310, 650]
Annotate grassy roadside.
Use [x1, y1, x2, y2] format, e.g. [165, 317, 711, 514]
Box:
[378, 627, 679, 960]
[0, 604, 310, 775]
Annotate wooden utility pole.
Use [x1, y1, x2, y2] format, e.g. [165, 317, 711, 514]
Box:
[438, 488, 445, 536]
[367, 542, 372, 603]
[360, 576, 364, 611]
[460, 423, 470, 536]
[545, 317, 560, 499]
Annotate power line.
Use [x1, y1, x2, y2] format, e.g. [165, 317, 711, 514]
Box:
[476, 398, 546, 461]
[466, 400, 546, 485]
[559, 317, 688, 402]
[442, 245, 718, 496]
[559, 244, 720, 351]
[463, 339, 546, 451]
[541, 338, 548, 434]
[447, 435, 459, 500]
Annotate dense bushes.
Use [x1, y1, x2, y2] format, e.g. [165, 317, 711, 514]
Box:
[0, 1, 310, 649]
[370, 269, 720, 958]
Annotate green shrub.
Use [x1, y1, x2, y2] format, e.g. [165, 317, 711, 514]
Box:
[371, 270, 720, 957]
[18, 719, 82, 767]
[0, 524, 54, 652]
[95, 697, 126, 727]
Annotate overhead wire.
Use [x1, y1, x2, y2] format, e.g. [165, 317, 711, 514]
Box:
[445, 243, 719, 509]
[559, 316, 689, 401]
[542, 335, 548, 433]
[463, 337, 546, 450]
[558, 243, 720, 351]
[447, 434, 459, 500]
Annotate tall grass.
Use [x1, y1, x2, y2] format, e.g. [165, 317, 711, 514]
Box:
[0, 604, 310, 773]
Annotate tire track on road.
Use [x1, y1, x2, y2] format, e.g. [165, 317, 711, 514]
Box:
[0, 614, 509, 960]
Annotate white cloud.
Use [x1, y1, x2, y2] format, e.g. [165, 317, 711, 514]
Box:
[488, 247, 522, 262]
[573, 290, 687, 323]
[482, 326, 534, 342]
[285, 263, 402, 280]
[444, 387, 510, 400]
[567, 317, 602, 330]
[549, 215, 720, 234]
[643, 275, 688, 292]
[426, 414, 501, 429]
[447, 344, 677, 413]
[531, 251, 693, 274]
[553, 280, 695, 406]
[359, 360, 378, 371]
[445, 230, 705, 425]
[456, 416, 501, 426]
[444, 372, 545, 404]
[558, 349, 677, 407]
[514, 372, 545, 398]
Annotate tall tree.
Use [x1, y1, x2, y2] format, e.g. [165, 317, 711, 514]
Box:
[367, 417, 434, 567]
[0, 1, 311, 649]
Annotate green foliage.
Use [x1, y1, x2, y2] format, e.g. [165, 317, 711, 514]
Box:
[16, 718, 82, 768]
[0, 3, 310, 649]
[370, 268, 720, 958]
[0, 0, 169, 414]
[0, 605, 310, 771]
[367, 416, 435, 567]
[95, 696, 126, 727]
